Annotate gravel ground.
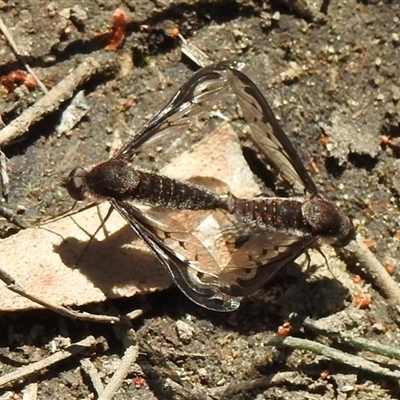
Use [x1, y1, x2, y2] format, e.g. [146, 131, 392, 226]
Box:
[1, 1, 400, 399]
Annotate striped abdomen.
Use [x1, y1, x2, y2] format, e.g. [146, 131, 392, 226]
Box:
[123, 169, 223, 209]
[223, 195, 308, 234]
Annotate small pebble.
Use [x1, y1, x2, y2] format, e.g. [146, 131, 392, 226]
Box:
[176, 320, 194, 343]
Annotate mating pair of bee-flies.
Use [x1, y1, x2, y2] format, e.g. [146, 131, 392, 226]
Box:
[63, 61, 354, 312]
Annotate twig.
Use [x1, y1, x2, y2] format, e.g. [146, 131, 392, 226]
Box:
[266, 336, 400, 381]
[179, 34, 210, 68]
[80, 358, 104, 396]
[0, 57, 102, 147]
[125, 309, 144, 320]
[0, 267, 133, 324]
[98, 327, 139, 400]
[0, 204, 32, 229]
[344, 336, 400, 361]
[303, 316, 400, 362]
[0, 150, 9, 199]
[0, 336, 97, 388]
[0, 17, 48, 93]
[346, 234, 400, 311]
[55, 90, 90, 137]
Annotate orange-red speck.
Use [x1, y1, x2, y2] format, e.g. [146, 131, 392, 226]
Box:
[170, 27, 181, 38]
[385, 263, 395, 276]
[277, 322, 291, 337]
[320, 136, 330, 146]
[105, 8, 127, 51]
[1, 70, 37, 92]
[363, 239, 376, 248]
[134, 376, 145, 388]
[353, 290, 371, 308]
[121, 99, 135, 111]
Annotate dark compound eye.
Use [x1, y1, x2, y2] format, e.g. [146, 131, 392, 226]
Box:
[65, 167, 87, 201]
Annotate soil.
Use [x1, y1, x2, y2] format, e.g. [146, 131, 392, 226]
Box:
[1, 0, 400, 399]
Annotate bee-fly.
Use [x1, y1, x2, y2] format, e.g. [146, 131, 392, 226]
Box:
[63, 61, 354, 312]
[63, 64, 243, 312]
[213, 66, 355, 297]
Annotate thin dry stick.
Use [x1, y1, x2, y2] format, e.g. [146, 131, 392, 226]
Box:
[0, 268, 121, 324]
[0, 17, 48, 93]
[0, 204, 32, 229]
[179, 34, 210, 68]
[98, 328, 139, 400]
[343, 336, 400, 361]
[0, 149, 10, 198]
[266, 336, 400, 381]
[346, 234, 400, 310]
[0, 57, 102, 147]
[303, 316, 400, 362]
[55, 90, 90, 136]
[125, 309, 144, 320]
[0, 336, 97, 388]
[80, 358, 104, 396]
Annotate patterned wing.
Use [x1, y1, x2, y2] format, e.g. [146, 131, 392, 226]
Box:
[226, 67, 318, 195]
[219, 231, 318, 296]
[115, 63, 233, 159]
[111, 199, 241, 312]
